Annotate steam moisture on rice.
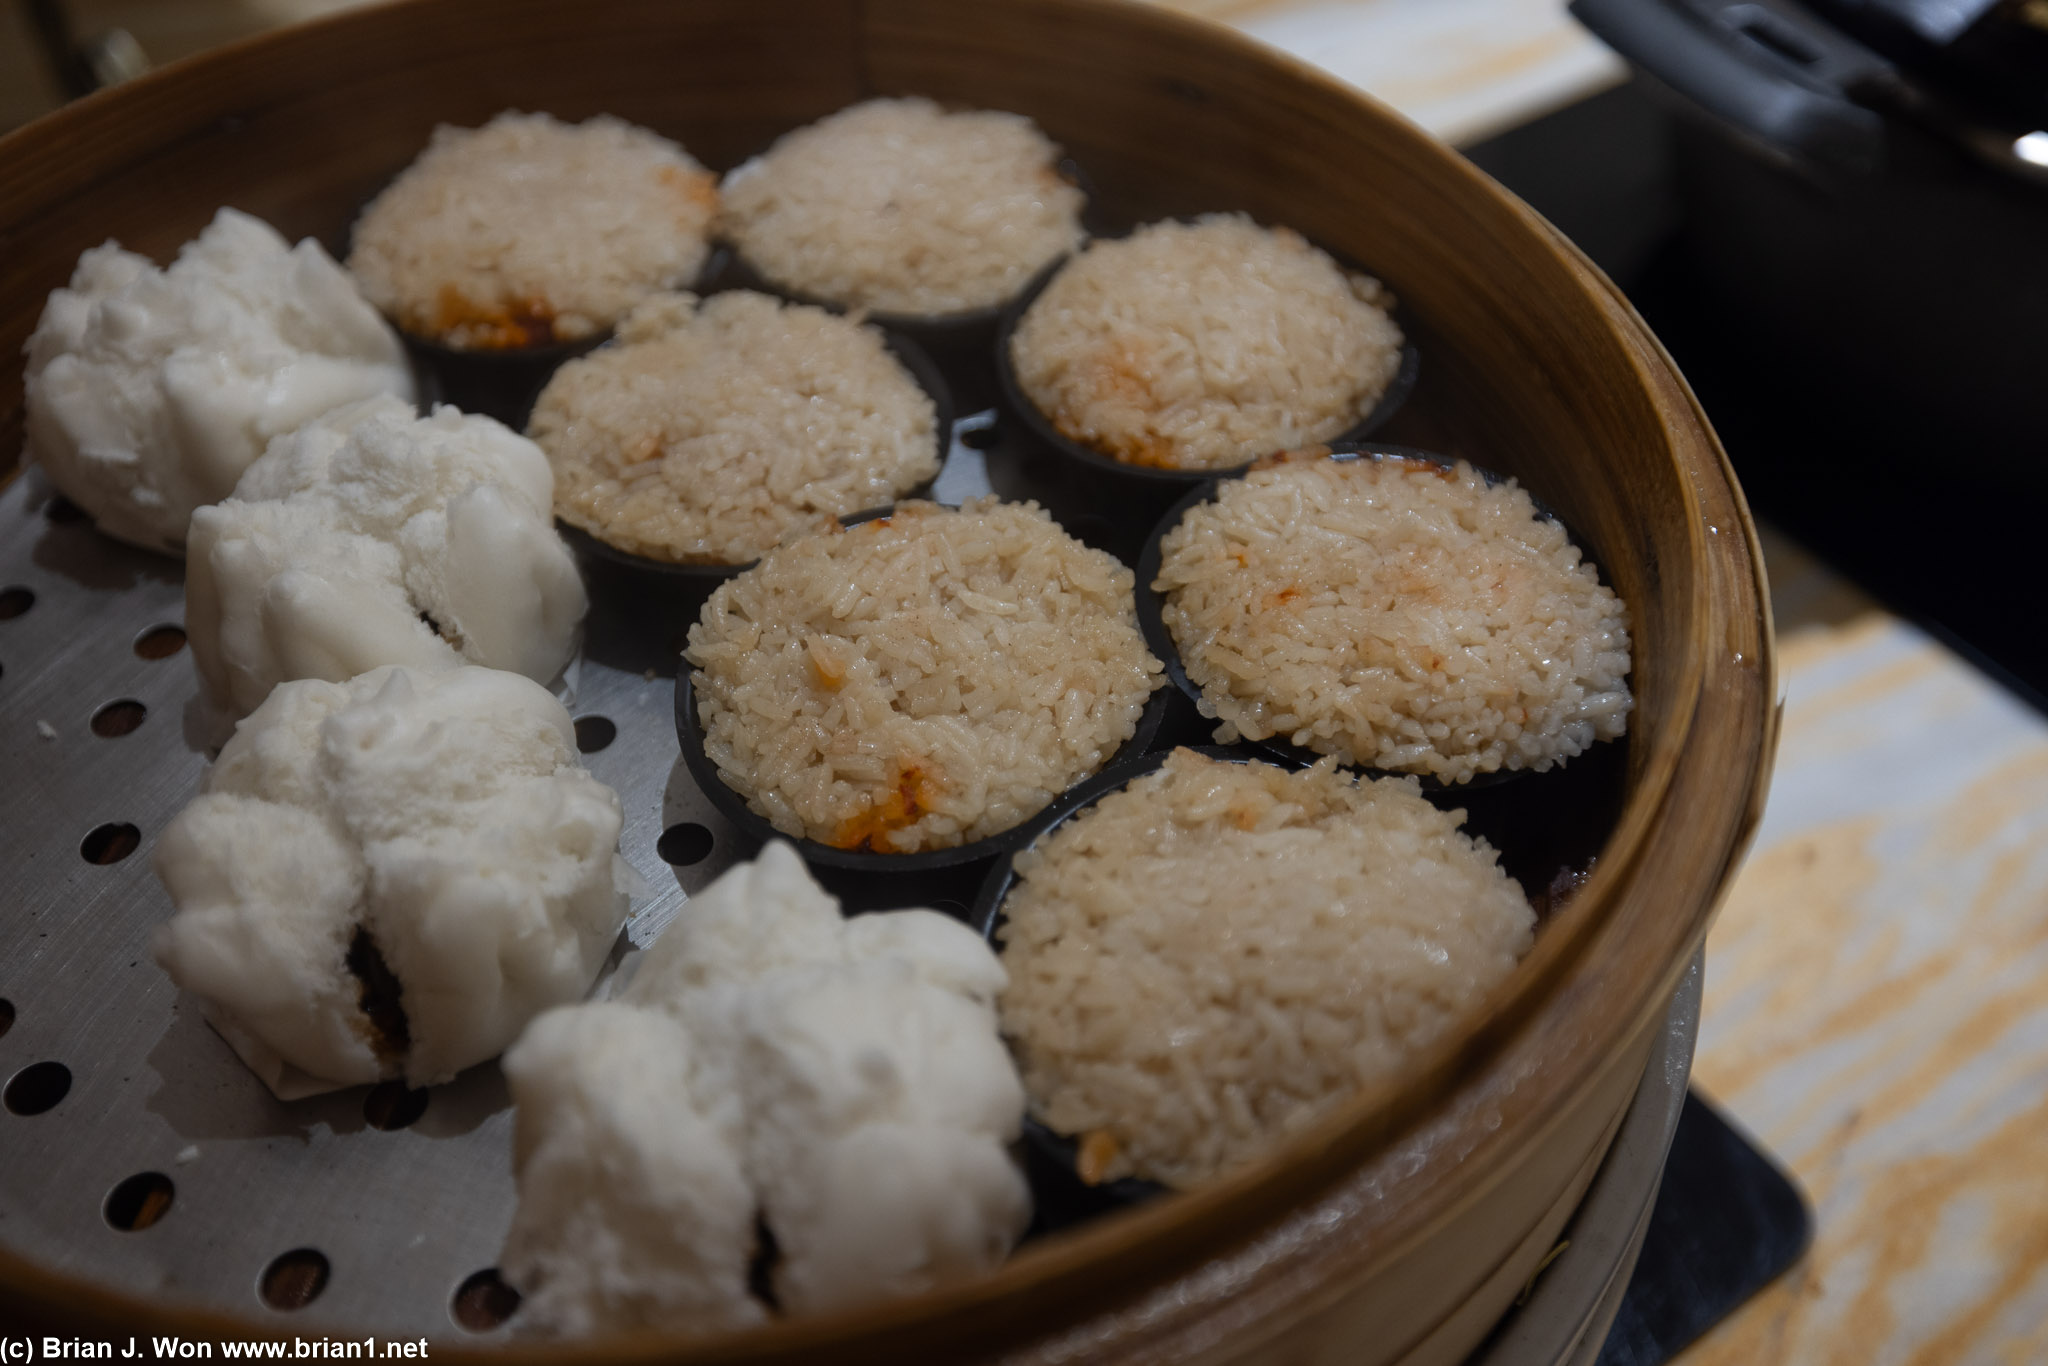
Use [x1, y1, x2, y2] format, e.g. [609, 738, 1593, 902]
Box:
[347, 111, 718, 350]
[720, 97, 1086, 317]
[1007, 214, 1405, 471]
[684, 498, 1164, 853]
[998, 748, 1535, 1188]
[530, 291, 940, 565]
[1154, 451, 1633, 784]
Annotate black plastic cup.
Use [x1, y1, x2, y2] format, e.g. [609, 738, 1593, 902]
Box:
[1134, 443, 1584, 794]
[405, 329, 608, 429]
[558, 523, 744, 680]
[547, 326, 955, 678]
[990, 230, 1420, 561]
[974, 721, 1620, 1221]
[674, 664, 1169, 918]
[717, 253, 1019, 414]
[574, 500, 924, 681]
[385, 246, 736, 429]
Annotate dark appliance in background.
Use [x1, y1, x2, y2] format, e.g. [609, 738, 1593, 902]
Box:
[1570, 0, 2048, 466]
[1501, 0, 2048, 709]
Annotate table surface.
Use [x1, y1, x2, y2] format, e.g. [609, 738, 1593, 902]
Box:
[1676, 533, 2048, 1366]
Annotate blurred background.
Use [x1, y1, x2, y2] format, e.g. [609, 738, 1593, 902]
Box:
[10, 1, 2048, 1361]
[5, 0, 1621, 145]
[4, 0, 365, 128]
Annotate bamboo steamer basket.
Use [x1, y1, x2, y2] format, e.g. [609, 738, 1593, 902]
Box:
[0, 0, 1775, 1358]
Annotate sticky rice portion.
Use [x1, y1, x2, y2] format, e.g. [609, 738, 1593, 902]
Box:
[685, 499, 1164, 853]
[1156, 452, 1633, 783]
[1008, 214, 1404, 471]
[348, 111, 718, 350]
[721, 97, 1085, 316]
[531, 291, 939, 565]
[999, 749, 1534, 1188]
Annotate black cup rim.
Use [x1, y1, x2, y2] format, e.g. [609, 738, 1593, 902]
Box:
[674, 630, 1171, 875]
[403, 326, 611, 368]
[562, 501, 907, 607]
[539, 319, 954, 584]
[555, 520, 754, 585]
[992, 224, 1420, 487]
[974, 743, 1294, 1206]
[1134, 443, 1575, 792]
[339, 159, 729, 359]
[362, 226, 733, 358]
[1019, 1120, 1170, 1208]
[381, 248, 735, 430]
[720, 249, 1014, 339]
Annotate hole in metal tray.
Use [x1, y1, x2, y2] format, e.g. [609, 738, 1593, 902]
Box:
[658, 822, 716, 867]
[103, 1172, 175, 1232]
[80, 822, 141, 864]
[5, 1061, 73, 1116]
[574, 715, 617, 753]
[259, 1248, 330, 1311]
[452, 1267, 521, 1331]
[133, 624, 186, 659]
[363, 1081, 429, 1132]
[91, 699, 147, 738]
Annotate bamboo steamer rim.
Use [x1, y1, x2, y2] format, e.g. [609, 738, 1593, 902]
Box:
[0, 0, 1778, 1355]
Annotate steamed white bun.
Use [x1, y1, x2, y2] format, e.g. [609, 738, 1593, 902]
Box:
[500, 843, 1029, 1335]
[152, 665, 628, 1094]
[186, 394, 586, 714]
[23, 207, 413, 554]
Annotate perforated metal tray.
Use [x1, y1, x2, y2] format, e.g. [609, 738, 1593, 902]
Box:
[0, 412, 1004, 1337]
[0, 412, 1691, 1351]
